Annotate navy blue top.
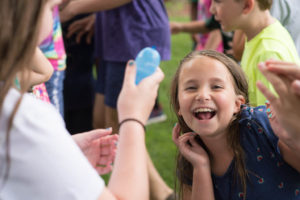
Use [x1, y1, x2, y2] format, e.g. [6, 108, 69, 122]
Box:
[183, 105, 300, 200]
[94, 0, 171, 62]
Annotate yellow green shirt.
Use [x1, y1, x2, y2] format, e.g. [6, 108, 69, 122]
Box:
[241, 20, 300, 106]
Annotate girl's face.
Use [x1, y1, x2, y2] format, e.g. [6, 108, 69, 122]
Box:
[38, 0, 62, 44]
[210, 0, 245, 31]
[177, 56, 244, 138]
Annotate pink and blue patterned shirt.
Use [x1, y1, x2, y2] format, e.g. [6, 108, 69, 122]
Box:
[39, 6, 66, 71]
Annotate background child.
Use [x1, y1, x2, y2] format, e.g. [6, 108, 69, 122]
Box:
[210, 0, 300, 106]
[40, 5, 67, 117]
[170, 50, 300, 199]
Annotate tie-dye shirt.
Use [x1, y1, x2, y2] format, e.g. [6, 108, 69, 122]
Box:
[39, 6, 66, 71]
[32, 83, 50, 103]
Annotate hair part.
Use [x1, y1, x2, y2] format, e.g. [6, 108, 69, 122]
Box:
[170, 50, 249, 199]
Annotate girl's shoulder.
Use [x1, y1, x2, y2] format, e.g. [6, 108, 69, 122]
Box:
[239, 105, 267, 121]
[239, 104, 278, 152]
[239, 105, 273, 133]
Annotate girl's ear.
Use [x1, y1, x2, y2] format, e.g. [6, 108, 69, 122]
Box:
[234, 95, 245, 113]
[243, 0, 255, 14]
[178, 109, 182, 116]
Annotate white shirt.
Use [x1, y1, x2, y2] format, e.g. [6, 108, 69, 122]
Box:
[0, 89, 104, 199]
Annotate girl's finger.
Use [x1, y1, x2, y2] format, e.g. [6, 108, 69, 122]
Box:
[266, 61, 300, 79]
[256, 81, 278, 105]
[291, 80, 300, 96]
[258, 63, 288, 97]
[172, 123, 181, 145]
[122, 60, 137, 87]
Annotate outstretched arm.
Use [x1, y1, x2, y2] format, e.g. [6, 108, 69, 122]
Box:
[98, 60, 164, 200]
[60, 0, 132, 22]
[170, 20, 210, 35]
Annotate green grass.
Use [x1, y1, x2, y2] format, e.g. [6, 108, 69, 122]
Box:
[145, 6, 193, 188]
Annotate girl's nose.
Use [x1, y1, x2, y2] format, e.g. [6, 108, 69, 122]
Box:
[195, 89, 210, 102]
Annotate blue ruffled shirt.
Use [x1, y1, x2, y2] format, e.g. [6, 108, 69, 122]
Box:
[184, 105, 300, 199]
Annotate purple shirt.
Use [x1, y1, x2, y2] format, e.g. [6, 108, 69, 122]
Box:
[95, 0, 170, 62]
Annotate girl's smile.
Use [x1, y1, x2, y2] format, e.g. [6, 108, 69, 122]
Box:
[177, 55, 244, 138]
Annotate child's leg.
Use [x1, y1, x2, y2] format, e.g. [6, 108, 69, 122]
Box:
[147, 151, 174, 200]
[104, 105, 119, 133]
[93, 93, 106, 129]
[93, 60, 107, 129]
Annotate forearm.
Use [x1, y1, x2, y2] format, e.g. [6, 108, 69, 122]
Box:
[29, 48, 53, 86]
[181, 21, 210, 34]
[192, 166, 214, 200]
[108, 122, 148, 200]
[204, 30, 222, 50]
[69, 0, 132, 16]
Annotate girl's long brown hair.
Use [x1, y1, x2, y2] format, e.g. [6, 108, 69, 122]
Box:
[0, 0, 47, 187]
[170, 50, 249, 199]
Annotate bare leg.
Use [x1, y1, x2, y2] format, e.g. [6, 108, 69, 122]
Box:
[93, 93, 106, 129]
[104, 105, 119, 133]
[147, 151, 173, 200]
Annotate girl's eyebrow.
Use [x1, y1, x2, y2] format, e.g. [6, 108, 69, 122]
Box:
[210, 77, 226, 83]
[183, 77, 226, 84]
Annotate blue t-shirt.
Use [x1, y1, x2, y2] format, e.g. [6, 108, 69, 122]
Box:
[94, 0, 170, 62]
[183, 105, 300, 200]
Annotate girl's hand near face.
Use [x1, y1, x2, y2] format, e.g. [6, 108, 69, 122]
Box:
[172, 123, 210, 169]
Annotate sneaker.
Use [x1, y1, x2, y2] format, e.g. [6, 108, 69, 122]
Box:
[146, 107, 167, 125]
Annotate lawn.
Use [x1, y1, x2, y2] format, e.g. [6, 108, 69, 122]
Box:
[145, 0, 193, 189]
[102, 0, 193, 190]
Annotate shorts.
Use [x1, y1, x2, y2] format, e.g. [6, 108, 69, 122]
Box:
[95, 60, 126, 108]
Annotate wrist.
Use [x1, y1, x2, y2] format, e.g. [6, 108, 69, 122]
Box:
[193, 161, 211, 172]
[119, 118, 146, 131]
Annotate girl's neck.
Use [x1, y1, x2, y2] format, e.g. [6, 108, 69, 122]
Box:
[201, 134, 234, 176]
[242, 10, 275, 41]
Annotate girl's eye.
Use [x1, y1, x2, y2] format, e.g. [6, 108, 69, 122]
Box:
[212, 85, 223, 89]
[185, 86, 196, 91]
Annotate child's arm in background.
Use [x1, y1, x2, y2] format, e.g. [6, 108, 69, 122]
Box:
[26, 47, 53, 87]
[60, 0, 132, 23]
[172, 124, 215, 200]
[170, 20, 210, 35]
[257, 61, 300, 172]
[204, 29, 222, 51]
